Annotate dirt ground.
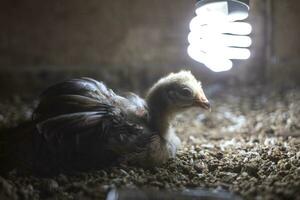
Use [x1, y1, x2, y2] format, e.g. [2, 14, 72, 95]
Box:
[0, 85, 299, 200]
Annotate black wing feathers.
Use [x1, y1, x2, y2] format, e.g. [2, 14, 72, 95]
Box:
[33, 77, 150, 170]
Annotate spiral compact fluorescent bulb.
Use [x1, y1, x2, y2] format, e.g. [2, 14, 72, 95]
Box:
[188, 0, 252, 72]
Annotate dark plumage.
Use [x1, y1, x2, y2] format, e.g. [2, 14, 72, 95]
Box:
[2, 71, 210, 174]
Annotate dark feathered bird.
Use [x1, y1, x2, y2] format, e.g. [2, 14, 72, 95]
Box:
[2, 71, 210, 174]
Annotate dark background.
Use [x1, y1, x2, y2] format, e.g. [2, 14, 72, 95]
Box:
[0, 0, 299, 97]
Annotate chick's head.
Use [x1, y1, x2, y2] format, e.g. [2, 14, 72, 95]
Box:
[147, 71, 210, 113]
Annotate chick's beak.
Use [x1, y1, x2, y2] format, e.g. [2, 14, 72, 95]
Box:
[194, 90, 211, 111]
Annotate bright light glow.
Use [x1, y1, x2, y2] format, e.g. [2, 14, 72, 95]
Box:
[188, 1, 252, 72]
[190, 18, 252, 35]
[188, 32, 252, 48]
[188, 45, 233, 72]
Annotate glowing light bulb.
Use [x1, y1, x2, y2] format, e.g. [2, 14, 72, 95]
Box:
[188, 0, 252, 72]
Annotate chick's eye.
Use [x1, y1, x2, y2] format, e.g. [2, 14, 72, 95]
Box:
[180, 88, 193, 97]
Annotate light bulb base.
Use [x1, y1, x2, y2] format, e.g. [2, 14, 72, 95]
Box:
[196, 0, 250, 17]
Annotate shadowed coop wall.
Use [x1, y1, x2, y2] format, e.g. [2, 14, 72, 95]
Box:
[265, 0, 300, 85]
[0, 0, 299, 98]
